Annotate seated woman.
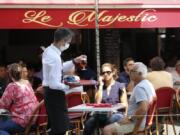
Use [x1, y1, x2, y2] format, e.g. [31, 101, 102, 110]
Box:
[20, 62, 42, 91]
[0, 63, 38, 135]
[20, 62, 29, 81]
[83, 63, 128, 135]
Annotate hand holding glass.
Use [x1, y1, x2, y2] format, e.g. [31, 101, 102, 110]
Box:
[80, 57, 87, 70]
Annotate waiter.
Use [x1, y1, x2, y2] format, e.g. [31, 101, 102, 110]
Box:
[42, 28, 86, 135]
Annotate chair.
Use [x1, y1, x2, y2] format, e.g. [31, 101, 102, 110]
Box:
[175, 89, 180, 121]
[176, 89, 180, 109]
[125, 97, 157, 135]
[155, 87, 177, 135]
[66, 92, 90, 135]
[34, 91, 44, 102]
[35, 100, 48, 135]
[15, 100, 48, 135]
[34, 86, 45, 102]
[144, 97, 157, 135]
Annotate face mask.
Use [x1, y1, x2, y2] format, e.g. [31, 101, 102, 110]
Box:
[59, 43, 70, 52]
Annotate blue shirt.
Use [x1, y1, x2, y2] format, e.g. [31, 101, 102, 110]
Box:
[128, 79, 156, 129]
[117, 71, 130, 87]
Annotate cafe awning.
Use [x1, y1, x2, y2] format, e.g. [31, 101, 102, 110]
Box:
[1, 0, 180, 29]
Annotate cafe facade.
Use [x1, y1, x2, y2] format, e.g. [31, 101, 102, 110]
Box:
[0, 0, 180, 70]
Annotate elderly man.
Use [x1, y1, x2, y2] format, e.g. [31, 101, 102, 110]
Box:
[103, 62, 156, 135]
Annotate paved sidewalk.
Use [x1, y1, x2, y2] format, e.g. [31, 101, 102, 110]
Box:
[163, 120, 180, 135]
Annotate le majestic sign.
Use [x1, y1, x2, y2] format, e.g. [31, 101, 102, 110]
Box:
[1, 9, 180, 29]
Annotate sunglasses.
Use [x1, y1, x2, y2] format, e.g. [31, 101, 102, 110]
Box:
[101, 71, 112, 75]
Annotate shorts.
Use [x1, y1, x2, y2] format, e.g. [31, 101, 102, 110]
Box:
[113, 122, 135, 135]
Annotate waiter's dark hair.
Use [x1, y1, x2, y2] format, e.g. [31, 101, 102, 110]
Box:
[54, 28, 74, 43]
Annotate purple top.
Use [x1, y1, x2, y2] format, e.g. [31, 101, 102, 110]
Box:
[102, 81, 125, 105]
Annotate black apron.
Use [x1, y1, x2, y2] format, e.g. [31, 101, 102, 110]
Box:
[44, 87, 69, 134]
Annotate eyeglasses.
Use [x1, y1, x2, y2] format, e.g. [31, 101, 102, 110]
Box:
[101, 71, 112, 75]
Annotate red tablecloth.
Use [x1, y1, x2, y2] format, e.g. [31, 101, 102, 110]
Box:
[86, 103, 112, 108]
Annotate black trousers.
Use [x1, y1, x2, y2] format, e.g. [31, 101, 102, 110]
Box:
[44, 87, 69, 135]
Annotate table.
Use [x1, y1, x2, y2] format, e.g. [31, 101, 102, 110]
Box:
[0, 109, 7, 114]
[68, 103, 125, 112]
[68, 103, 125, 135]
[0, 109, 9, 121]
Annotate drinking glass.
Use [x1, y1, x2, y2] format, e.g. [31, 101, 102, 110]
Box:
[80, 57, 87, 70]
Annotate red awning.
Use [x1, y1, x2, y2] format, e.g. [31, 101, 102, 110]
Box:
[1, 0, 180, 6]
[1, 0, 180, 29]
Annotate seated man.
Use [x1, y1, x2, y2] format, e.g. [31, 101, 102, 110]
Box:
[117, 57, 135, 92]
[103, 62, 156, 135]
[146, 56, 173, 90]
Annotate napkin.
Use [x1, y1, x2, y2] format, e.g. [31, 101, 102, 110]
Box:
[86, 103, 112, 108]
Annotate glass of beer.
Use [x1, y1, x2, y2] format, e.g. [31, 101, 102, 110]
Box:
[80, 57, 87, 70]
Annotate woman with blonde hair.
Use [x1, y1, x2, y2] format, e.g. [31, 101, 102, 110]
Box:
[83, 63, 128, 135]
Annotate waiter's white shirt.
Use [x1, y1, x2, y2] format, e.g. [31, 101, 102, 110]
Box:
[42, 44, 74, 91]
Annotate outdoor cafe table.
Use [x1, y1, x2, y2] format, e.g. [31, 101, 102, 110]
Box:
[68, 103, 125, 112]
[0, 109, 9, 121]
[68, 103, 126, 135]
